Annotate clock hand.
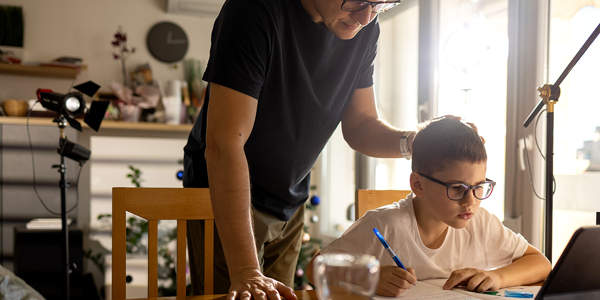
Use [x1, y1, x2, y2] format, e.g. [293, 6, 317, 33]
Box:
[166, 31, 187, 44]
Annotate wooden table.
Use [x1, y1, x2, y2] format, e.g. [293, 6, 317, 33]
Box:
[122, 282, 544, 300]
[125, 290, 317, 300]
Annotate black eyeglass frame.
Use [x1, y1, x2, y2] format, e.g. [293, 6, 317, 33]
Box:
[417, 172, 496, 201]
[340, 0, 402, 13]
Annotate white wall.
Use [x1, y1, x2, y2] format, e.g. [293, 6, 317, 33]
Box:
[0, 0, 216, 100]
[0, 0, 215, 261]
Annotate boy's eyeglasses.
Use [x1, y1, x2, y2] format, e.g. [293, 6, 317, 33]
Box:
[341, 0, 402, 13]
[417, 172, 496, 201]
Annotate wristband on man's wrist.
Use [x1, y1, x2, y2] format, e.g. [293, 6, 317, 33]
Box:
[399, 131, 414, 160]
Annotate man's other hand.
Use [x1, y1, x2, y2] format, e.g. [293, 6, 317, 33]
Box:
[438, 115, 485, 144]
[228, 269, 298, 300]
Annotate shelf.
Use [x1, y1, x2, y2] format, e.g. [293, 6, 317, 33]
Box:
[0, 63, 80, 79]
[0, 116, 193, 139]
[91, 119, 194, 139]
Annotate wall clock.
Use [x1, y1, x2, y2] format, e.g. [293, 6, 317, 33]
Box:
[147, 21, 189, 63]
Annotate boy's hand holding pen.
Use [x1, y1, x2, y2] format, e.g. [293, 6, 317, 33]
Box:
[373, 228, 417, 297]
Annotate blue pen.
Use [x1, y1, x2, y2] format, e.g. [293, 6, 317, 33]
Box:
[504, 290, 533, 298]
[373, 227, 409, 271]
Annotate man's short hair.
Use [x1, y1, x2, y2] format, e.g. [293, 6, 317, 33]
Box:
[411, 118, 487, 174]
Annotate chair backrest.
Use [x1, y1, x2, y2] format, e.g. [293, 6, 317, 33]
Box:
[112, 187, 214, 299]
[355, 189, 412, 220]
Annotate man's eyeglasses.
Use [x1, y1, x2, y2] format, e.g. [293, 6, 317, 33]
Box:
[341, 0, 402, 13]
[417, 172, 496, 201]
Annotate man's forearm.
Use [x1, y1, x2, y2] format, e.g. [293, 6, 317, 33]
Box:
[205, 146, 260, 277]
[340, 86, 414, 159]
[344, 118, 411, 158]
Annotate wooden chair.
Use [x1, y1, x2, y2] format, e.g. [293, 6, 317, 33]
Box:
[112, 187, 214, 299]
[354, 189, 412, 220]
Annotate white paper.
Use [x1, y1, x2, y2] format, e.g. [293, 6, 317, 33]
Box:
[372, 279, 541, 299]
[372, 281, 472, 299]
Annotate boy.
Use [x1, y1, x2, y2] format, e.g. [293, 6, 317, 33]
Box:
[307, 118, 551, 297]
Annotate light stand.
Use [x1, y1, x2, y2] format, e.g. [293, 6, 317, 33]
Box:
[37, 81, 107, 300]
[523, 22, 600, 262]
[54, 116, 72, 300]
[53, 116, 92, 300]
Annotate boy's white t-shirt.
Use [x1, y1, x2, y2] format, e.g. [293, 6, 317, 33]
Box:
[320, 193, 530, 280]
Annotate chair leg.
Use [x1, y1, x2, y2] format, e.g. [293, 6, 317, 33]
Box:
[148, 220, 159, 298]
[177, 220, 187, 296]
[204, 220, 214, 295]
[112, 189, 127, 300]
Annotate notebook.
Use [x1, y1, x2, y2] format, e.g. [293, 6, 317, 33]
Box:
[535, 226, 600, 299]
[371, 279, 540, 299]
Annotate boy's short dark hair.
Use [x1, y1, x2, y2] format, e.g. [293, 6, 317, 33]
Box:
[411, 118, 487, 175]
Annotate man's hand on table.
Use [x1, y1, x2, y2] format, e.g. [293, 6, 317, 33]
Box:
[228, 268, 298, 300]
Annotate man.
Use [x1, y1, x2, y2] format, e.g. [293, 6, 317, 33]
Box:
[183, 0, 417, 299]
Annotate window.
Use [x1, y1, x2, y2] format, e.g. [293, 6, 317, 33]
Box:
[373, 0, 508, 221]
[437, 0, 508, 221]
[548, 2, 600, 263]
[373, 2, 420, 191]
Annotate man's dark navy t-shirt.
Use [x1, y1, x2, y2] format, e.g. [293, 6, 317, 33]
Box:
[183, 0, 380, 221]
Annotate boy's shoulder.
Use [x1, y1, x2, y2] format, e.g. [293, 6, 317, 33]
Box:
[471, 206, 500, 226]
[321, 195, 418, 257]
[359, 195, 415, 226]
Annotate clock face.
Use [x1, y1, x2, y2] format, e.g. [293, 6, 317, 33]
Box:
[147, 21, 189, 63]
